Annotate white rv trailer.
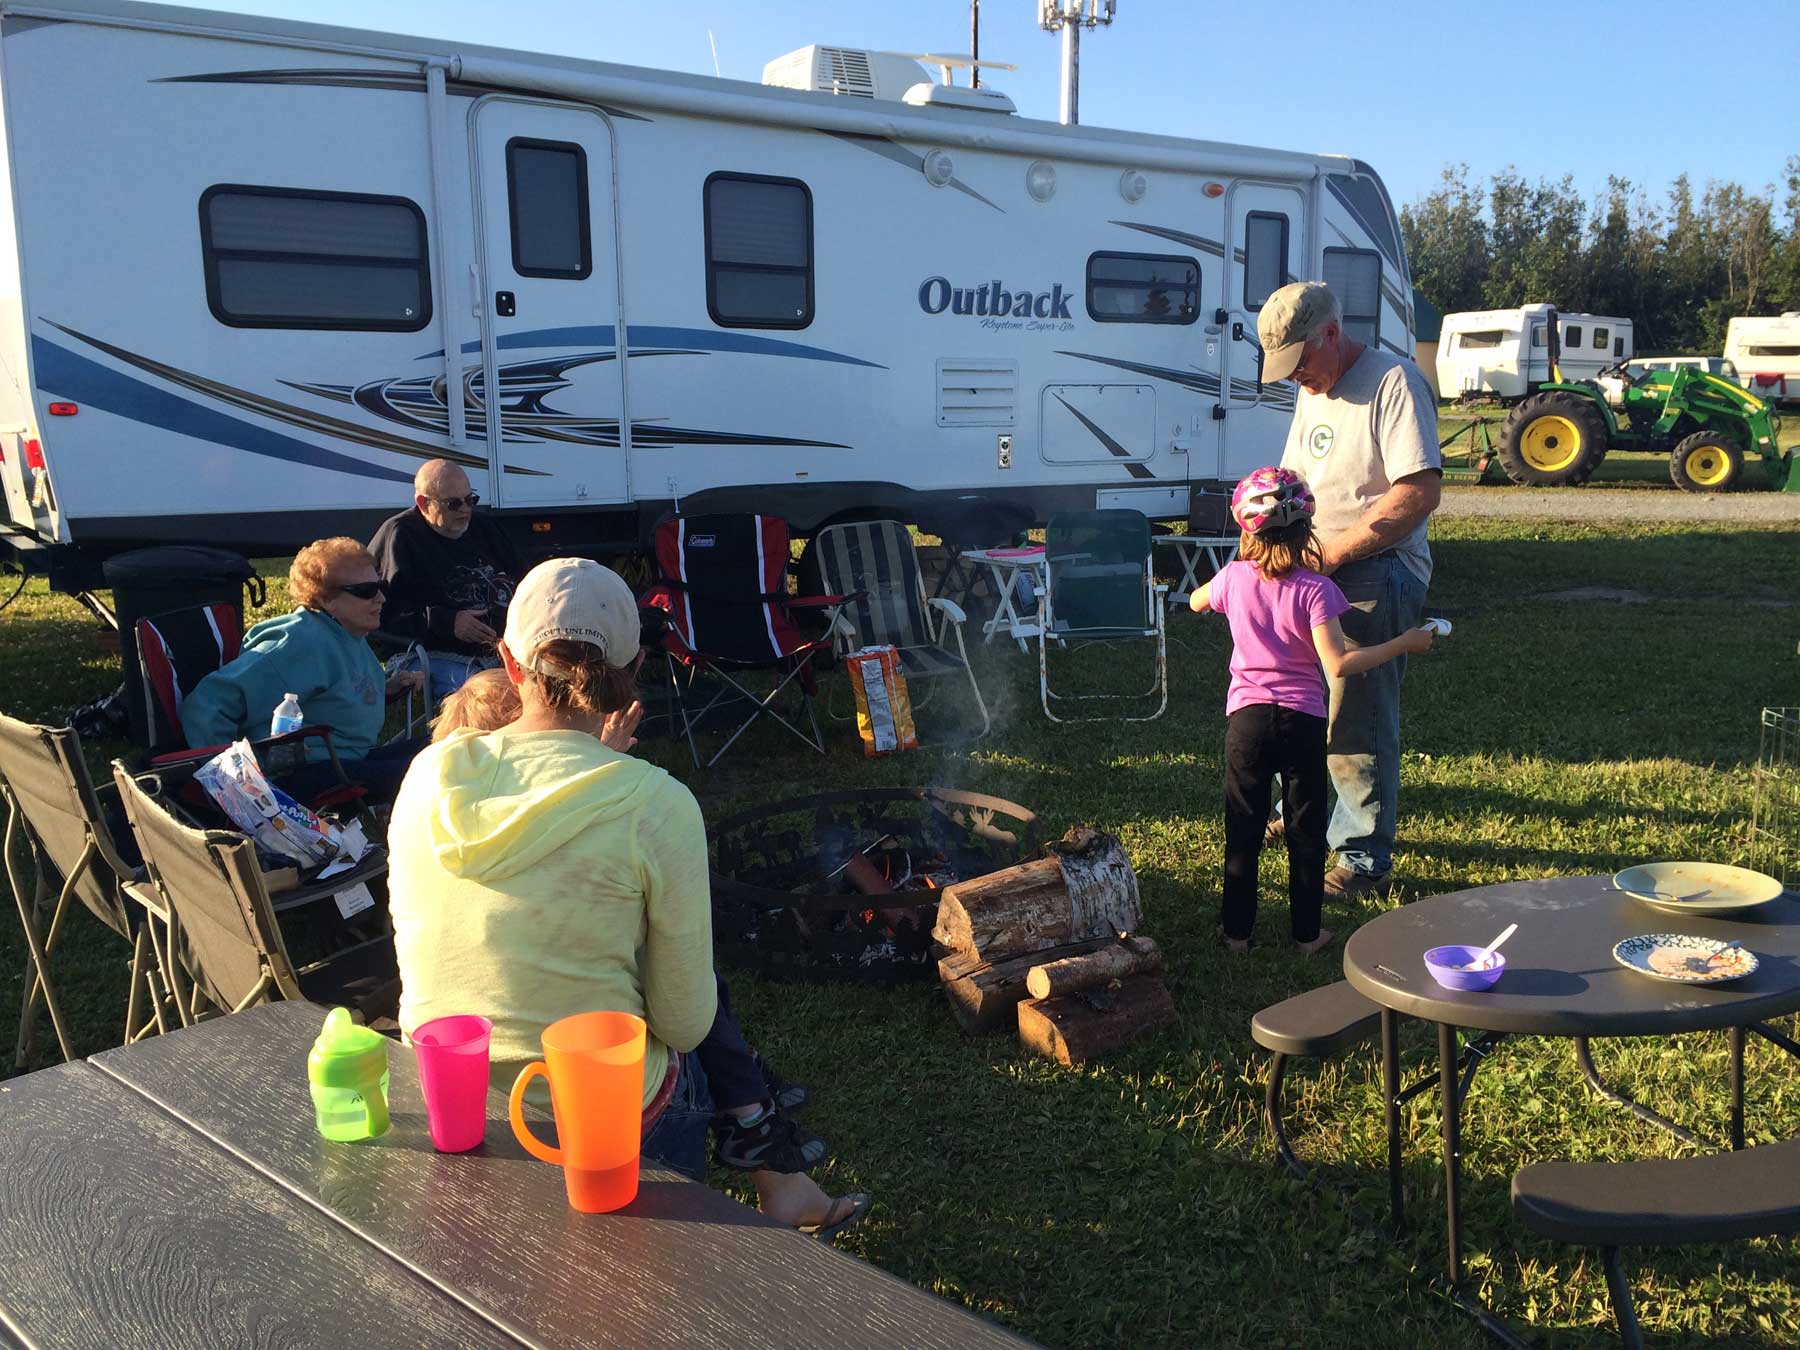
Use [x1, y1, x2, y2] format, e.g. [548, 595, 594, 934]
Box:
[1436, 304, 1633, 401]
[1724, 313, 1800, 404]
[0, 0, 1414, 586]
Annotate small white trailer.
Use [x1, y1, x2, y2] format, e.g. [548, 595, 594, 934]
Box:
[1437, 304, 1632, 401]
[0, 0, 1413, 586]
[1724, 313, 1800, 404]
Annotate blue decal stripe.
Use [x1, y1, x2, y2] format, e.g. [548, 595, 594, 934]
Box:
[419, 326, 884, 369]
[31, 337, 415, 485]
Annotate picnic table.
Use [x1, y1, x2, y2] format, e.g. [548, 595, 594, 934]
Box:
[956, 546, 1047, 651]
[0, 1001, 1038, 1349]
[1343, 875, 1800, 1342]
[1150, 533, 1238, 602]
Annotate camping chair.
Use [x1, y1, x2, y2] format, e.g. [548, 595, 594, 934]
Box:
[0, 713, 174, 1068]
[134, 601, 368, 817]
[1038, 509, 1169, 723]
[809, 519, 990, 740]
[642, 513, 845, 768]
[111, 763, 398, 1026]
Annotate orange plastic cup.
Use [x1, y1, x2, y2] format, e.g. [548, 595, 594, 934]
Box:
[509, 1011, 647, 1213]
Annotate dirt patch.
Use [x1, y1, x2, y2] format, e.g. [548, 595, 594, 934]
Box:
[1537, 586, 1652, 605]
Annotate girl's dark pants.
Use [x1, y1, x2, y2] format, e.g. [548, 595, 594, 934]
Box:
[1223, 703, 1329, 943]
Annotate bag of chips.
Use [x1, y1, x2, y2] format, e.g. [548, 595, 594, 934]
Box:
[194, 740, 348, 868]
[846, 645, 918, 756]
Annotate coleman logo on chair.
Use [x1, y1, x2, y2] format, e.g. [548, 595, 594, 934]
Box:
[688, 534, 716, 548]
[918, 276, 1074, 320]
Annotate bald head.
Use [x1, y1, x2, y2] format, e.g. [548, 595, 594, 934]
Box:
[414, 459, 475, 539]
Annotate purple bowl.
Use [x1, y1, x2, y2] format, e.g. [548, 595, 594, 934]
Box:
[1424, 945, 1506, 992]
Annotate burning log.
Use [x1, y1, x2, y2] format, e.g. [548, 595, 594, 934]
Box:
[936, 937, 1109, 1035]
[1025, 936, 1164, 1001]
[931, 826, 1140, 962]
[1016, 976, 1177, 1066]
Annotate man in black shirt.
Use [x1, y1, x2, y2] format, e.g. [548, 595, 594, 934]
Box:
[369, 459, 524, 700]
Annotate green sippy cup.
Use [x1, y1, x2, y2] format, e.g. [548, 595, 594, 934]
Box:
[307, 1006, 391, 1141]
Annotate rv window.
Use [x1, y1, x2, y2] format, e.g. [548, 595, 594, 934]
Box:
[1748, 344, 1800, 357]
[1321, 248, 1380, 348]
[507, 139, 590, 279]
[1615, 337, 1624, 357]
[1531, 326, 1546, 347]
[1456, 330, 1506, 350]
[1564, 325, 1583, 348]
[200, 186, 430, 331]
[704, 173, 813, 329]
[1592, 326, 1609, 350]
[1242, 213, 1288, 311]
[1085, 252, 1199, 324]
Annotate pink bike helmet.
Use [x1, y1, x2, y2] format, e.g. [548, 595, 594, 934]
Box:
[1230, 466, 1316, 534]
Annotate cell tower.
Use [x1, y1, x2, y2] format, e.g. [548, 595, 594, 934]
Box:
[1038, 0, 1116, 126]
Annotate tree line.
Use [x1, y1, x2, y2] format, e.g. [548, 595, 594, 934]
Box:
[1400, 159, 1800, 355]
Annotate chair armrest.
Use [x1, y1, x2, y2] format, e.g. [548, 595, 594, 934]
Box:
[787, 591, 859, 610]
[927, 595, 968, 625]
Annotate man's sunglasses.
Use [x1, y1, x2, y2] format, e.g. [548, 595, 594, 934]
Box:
[336, 579, 389, 600]
[427, 493, 480, 511]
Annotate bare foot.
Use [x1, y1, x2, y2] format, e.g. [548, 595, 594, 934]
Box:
[752, 1169, 853, 1229]
[1295, 928, 1335, 956]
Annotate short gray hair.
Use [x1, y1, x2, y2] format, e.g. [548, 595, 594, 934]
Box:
[1302, 288, 1343, 344]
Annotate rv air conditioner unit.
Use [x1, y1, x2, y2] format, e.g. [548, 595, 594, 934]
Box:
[762, 46, 930, 101]
[901, 83, 1017, 113]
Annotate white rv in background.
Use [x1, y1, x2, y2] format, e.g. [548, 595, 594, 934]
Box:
[0, 0, 1414, 586]
[1437, 304, 1633, 400]
[1724, 313, 1800, 404]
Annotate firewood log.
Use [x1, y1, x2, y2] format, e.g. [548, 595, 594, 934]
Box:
[931, 827, 1140, 961]
[1025, 936, 1164, 1000]
[937, 937, 1108, 1035]
[1016, 975, 1176, 1065]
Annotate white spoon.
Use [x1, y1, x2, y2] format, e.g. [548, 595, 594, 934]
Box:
[1467, 923, 1518, 971]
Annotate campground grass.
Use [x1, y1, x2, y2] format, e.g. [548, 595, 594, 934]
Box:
[3, 515, 1798, 1347]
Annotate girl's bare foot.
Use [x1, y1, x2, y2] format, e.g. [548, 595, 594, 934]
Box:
[1295, 928, 1335, 956]
[752, 1168, 854, 1229]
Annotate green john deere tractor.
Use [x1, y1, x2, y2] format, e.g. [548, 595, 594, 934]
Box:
[1495, 359, 1794, 493]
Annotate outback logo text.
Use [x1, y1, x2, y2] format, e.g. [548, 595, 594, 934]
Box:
[918, 276, 1074, 321]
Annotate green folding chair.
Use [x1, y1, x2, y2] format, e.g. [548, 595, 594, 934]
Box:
[1038, 510, 1168, 723]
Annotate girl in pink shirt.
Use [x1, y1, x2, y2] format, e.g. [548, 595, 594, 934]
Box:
[1189, 467, 1432, 953]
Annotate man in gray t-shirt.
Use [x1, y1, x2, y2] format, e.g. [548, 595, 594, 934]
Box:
[1259, 281, 1443, 898]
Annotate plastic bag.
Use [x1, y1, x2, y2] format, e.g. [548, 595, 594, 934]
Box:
[194, 740, 348, 868]
[847, 645, 918, 757]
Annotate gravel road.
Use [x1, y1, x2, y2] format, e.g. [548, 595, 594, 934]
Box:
[1438, 486, 1800, 523]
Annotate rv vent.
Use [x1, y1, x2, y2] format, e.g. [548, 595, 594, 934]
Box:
[937, 358, 1018, 427]
[763, 46, 930, 101]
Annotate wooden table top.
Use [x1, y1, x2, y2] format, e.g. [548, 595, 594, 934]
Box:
[0, 1002, 1036, 1349]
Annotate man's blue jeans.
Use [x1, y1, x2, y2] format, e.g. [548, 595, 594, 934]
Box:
[1325, 553, 1427, 878]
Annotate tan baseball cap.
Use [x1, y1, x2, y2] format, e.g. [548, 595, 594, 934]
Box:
[1256, 281, 1335, 384]
[503, 557, 641, 675]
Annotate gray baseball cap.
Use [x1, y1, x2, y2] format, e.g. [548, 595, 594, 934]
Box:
[503, 557, 641, 674]
[1256, 281, 1335, 384]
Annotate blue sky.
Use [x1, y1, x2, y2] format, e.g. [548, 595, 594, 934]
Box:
[215, 0, 1800, 212]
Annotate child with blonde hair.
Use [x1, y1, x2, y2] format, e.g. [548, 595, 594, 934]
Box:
[1189, 467, 1433, 953]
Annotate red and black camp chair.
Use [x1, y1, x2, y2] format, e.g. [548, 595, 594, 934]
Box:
[132, 604, 363, 817]
[641, 513, 846, 769]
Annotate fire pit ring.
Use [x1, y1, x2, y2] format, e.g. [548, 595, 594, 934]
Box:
[708, 787, 1041, 982]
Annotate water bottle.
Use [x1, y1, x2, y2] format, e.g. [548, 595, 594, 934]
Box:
[307, 1006, 391, 1141]
[271, 692, 304, 737]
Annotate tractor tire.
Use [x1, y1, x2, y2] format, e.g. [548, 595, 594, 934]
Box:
[1496, 392, 1611, 487]
[1668, 431, 1744, 492]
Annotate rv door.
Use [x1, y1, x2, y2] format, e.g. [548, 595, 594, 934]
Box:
[472, 99, 626, 507]
[1525, 319, 1549, 387]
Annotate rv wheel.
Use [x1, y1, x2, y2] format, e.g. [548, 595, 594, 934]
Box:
[1668, 431, 1743, 492]
[1496, 392, 1611, 487]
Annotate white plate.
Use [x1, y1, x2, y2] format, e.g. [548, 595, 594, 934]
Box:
[1612, 862, 1784, 917]
[1611, 933, 1760, 985]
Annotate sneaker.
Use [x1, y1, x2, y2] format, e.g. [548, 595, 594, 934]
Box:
[714, 1108, 829, 1174]
[758, 1059, 811, 1113]
[1324, 866, 1392, 901]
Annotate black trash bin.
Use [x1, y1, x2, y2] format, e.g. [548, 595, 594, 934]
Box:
[103, 546, 264, 748]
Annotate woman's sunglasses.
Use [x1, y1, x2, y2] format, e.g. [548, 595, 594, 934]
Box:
[336, 579, 389, 600]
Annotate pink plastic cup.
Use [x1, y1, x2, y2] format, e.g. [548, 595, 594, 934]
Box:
[411, 1014, 493, 1153]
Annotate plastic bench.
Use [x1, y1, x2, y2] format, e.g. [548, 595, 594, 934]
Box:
[1512, 1137, 1800, 1349]
[1250, 981, 1382, 1178]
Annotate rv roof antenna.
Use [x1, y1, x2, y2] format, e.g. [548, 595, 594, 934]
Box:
[1038, 0, 1116, 125]
[884, 51, 1016, 88]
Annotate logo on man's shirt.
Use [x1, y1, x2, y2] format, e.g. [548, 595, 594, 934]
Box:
[1307, 424, 1335, 459]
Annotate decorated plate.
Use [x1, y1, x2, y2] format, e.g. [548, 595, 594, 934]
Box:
[1612, 862, 1784, 917]
[1612, 933, 1760, 985]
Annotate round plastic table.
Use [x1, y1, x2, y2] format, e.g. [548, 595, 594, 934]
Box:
[1341, 874, 1800, 1341]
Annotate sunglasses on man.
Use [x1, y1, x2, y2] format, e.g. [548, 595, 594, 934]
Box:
[427, 493, 480, 511]
[336, 579, 390, 600]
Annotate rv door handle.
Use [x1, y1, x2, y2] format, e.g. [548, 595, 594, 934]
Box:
[495, 291, 516, 318]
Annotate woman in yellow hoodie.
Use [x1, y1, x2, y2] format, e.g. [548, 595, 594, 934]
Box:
[389, 558, 864, 1235]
